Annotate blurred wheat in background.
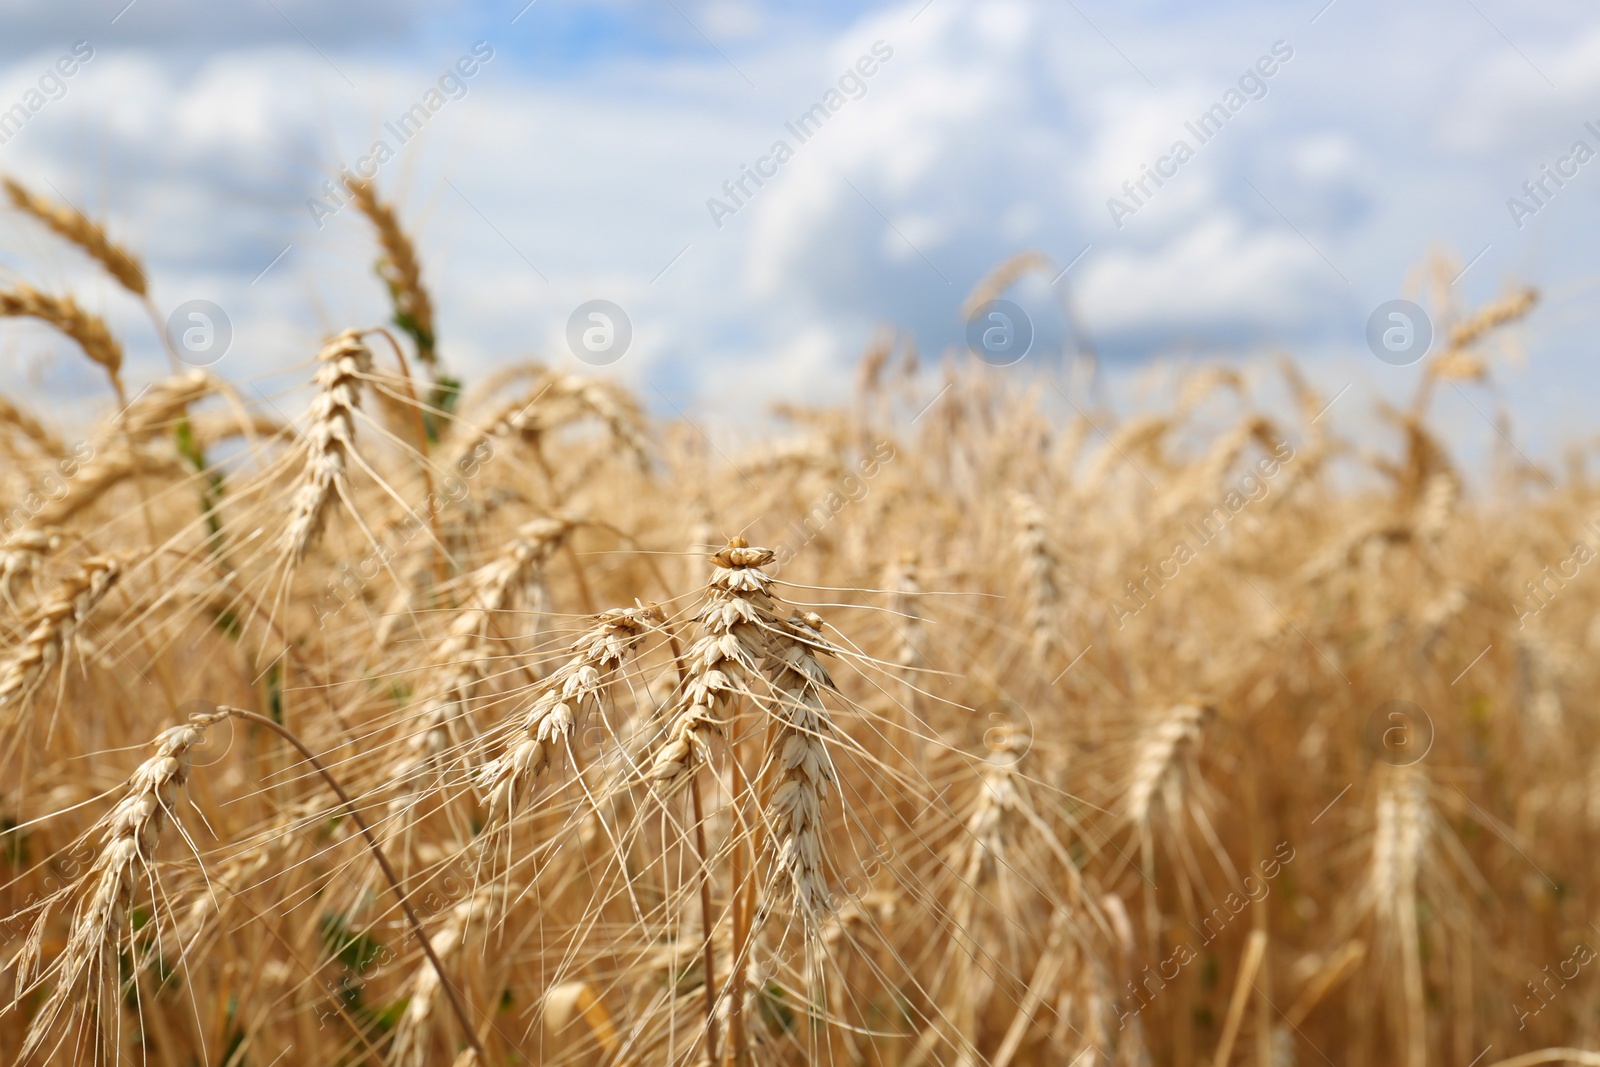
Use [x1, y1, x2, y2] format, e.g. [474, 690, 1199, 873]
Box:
[0, 173, 1592, 1067]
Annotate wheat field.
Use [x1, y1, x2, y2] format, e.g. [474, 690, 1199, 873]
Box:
[0, 174, 1592, 1067]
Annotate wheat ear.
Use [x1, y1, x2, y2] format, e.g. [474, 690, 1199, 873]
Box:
[1447, 287, 1537, 350]
[763, 609, 839, 917]
[218, 706, 488, 1066]
[648, 539, 776, 789]
[0, 527, 60, 611]
[0, 285, 124, 399]
[452, 371, 650, 470]
[282, 330, 373, 563]
[1011, 493, 1060, 660]
[960, 250, 1052, 319]
[478, 603, 662, 824]
[3, 177, 148, 296]
[1123, 702, 1206, 828]
[1367, 763, 1429, 1067]
[15, 707, 224, 1063]
[114, 369, 221, 438]
[394, 515, 583, 788]
[343, 176, 436, 368]
[0, 389, 65, 454]
[0, 555, 121, 716]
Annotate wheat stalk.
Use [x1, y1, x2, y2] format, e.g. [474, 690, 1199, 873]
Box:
[387, 886, 503, 1067]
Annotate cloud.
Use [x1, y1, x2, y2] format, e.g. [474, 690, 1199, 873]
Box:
[1077, 214, 1332, 337]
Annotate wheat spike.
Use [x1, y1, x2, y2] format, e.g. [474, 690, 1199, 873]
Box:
[114, 369, 220, 438]
[1366, 763, 1429, 1067]
[0, 527, 60, 611]
[648, 538, 776, 789]
[0, 390, 65, 455]
[1123, 702, 1206, 828]
[961, 250, 1053, 319]
[0, 555, 121, 716]
[15, 707, 224, 1063]
[387, 886, 503, 1067]
[1447, 287, 1537, 350]
[478, 603, 661, 823]
[764, 609, 839, 917]
[3, 177, 148, 296]
[281, 330, 373, 563]
[0, 285, 124, 396]
[344, 176, 436, 367]
[1011, 493, 1060, 659]
[393, 515, 584, 787]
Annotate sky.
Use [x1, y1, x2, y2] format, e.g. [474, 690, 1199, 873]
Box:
[0, 0, 1597, 462]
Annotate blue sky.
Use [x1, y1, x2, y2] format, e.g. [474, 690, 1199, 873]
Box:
[0, 0, 1597, 460]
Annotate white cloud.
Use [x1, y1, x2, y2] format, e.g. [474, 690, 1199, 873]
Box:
[1078, 215, 1329, 334]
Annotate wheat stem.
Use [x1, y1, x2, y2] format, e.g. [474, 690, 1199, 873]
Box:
[218, 706, 488, 1066]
